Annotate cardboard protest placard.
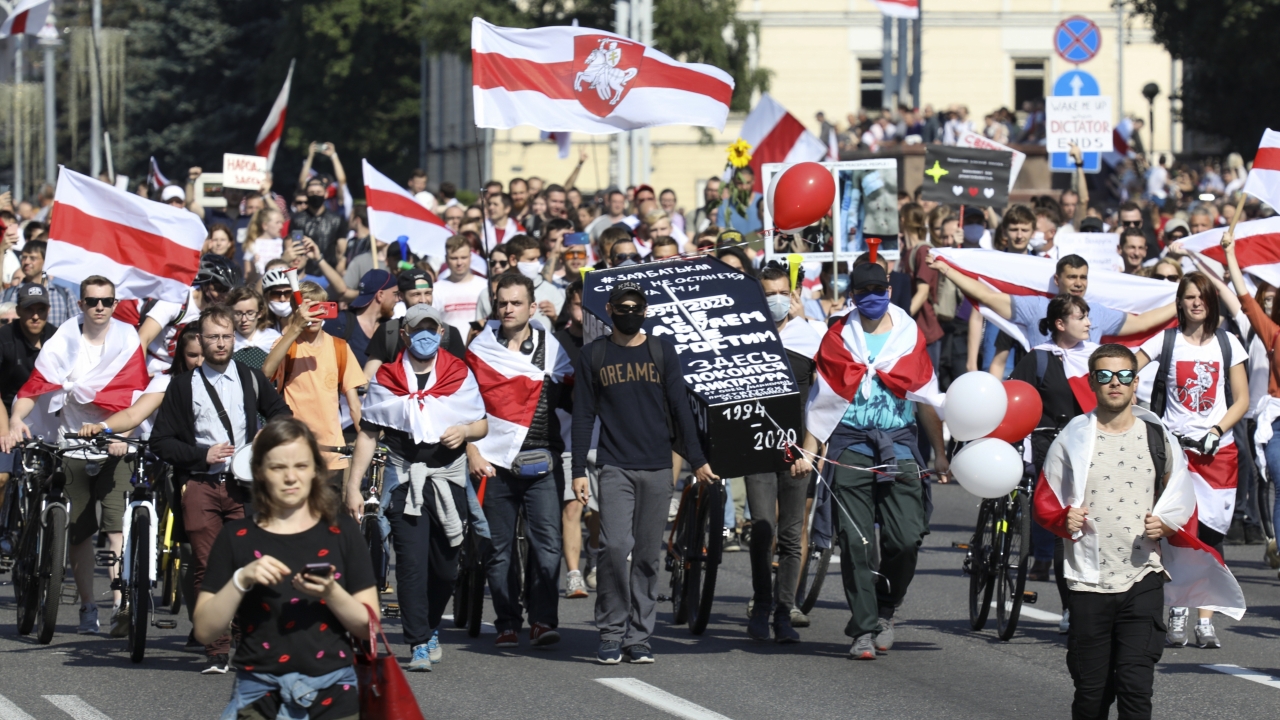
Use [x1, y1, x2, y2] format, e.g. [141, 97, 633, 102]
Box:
[1049, 232, 1124, 273]
[920, 146, 1012, 208]
[956, 130, 1025, 191]
[1046, 96, 1114, 153]
[222, 153, 267, 191]
[582, 256, 802, 477]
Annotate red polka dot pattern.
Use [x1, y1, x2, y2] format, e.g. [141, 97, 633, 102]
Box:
[317, 548, 330, 557]
[279, 654, 291, 663]
[236, 528, 248, 536]
[329, 526, 341, 534]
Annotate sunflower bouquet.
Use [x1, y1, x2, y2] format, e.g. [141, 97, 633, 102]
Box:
[723, 139, 754, 228]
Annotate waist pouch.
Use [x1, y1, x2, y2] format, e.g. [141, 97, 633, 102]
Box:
[511, 448, 554, 479]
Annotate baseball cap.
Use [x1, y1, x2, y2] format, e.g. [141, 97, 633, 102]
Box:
[609, 280, 646, 305]
[161, 185, 185, 202]
[17, 283, 48, 309]
[397, 268, 433, 294]
[350, 269, 396, 309]
[403, 302, 445, 330]
[1079, 217, 1106, 233]
[717, 229, 745, 248]
[851, 262, 889, 292]
[1163, 218, 1190, 236]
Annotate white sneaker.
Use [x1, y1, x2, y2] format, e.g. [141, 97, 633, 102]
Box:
[565, 571, 589, 598]
[585, 567, 597, 590]
[1058, 609, 1070, 635]
[77, 603, 100, 634]
[668, 495, 680, 522]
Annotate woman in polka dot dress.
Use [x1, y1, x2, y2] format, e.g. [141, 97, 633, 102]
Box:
[195, 418, 379, 719]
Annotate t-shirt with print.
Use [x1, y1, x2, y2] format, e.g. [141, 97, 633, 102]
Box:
[1011, 295, 1127, 348]
[432, 275, 487, 335]
[840, 331, 916, 461]
[1069, 422, 1168, 594]
[270, 333, 367, 469]
[145, 288, 203, 374]
[202, 514, 374, 719]
[1138, 330, 1246, 444]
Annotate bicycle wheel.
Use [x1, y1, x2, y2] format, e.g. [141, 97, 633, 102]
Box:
[796, 543, 833, 615]
[13, 516, 40, 635]
[967, 500, 997, 632]
[669, 487, 693, 626]
[128, 507, 151, 663]
[996, 491, 1032, 641]
[36, 505, 67, 644]
[686, 483, 725, 636]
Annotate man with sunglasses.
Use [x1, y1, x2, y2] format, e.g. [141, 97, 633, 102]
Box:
[608, 239, 642, 268]
[1118, 201, 1159, 261]
[139, 253, 237, 374]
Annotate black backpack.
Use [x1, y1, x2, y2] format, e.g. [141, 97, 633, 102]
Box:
[1149, 327, 1234, 420]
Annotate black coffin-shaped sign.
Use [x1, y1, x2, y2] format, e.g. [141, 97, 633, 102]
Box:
[921, 145, 1013, 209]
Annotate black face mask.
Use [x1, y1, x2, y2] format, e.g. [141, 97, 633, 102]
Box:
[610, 311, 645, 336]
[306, 194, 325, 210]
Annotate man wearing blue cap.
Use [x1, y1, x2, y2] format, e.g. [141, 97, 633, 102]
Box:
[324, 269, 400, 366]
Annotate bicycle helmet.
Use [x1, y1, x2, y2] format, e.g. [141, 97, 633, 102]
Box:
[261, 267, 290, 290]
[194, 253, 237, 290]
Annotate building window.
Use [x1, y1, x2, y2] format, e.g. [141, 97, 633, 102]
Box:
[1013, 59, 1046, 108]
[860, 59, 883, 111]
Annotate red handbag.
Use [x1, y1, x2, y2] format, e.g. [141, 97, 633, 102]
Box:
[355, 605, 425, 720]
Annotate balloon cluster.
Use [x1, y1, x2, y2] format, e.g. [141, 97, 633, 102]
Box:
[944, 372, 1042, 498]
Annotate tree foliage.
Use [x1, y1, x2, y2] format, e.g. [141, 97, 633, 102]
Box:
[1134, 0, 1280, 155]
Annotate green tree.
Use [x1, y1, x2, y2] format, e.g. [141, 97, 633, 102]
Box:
[654, 0, 769, 111]
[1134, 0, 1280, 154]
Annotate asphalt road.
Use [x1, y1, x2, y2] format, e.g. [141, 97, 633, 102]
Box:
[1, 482, 1278, 719]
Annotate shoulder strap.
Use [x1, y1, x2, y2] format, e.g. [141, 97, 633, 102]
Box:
[1143, 420, 1168, 495]
[1034, 348, 1050, 385]
[333, 336, 349, 386]
[383, 318, 401, 353]
[1215, 327, 1234, 409]
[197, 369, 237, 444]
[1151, 327, 1178, 419]
[589, 338, 607, 380]
[341, 309, 357, 342]
[645, 336, 675, 442]
[646, 335, 665, 383]
[278, 340, 300, 392]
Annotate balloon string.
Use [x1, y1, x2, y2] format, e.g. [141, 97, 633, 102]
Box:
[755, 403, 936, 481]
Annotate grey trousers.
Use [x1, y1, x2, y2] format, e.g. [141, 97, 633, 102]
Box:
[594, 465, 674, 647]
[745, 469, 807, 614]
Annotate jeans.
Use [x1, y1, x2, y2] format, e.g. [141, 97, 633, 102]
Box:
[1066, 573, 1165, 720]
[594, 466, 673, 647]
[744, 469, 807, 613]
[1233, 420, 1262, 528]
[483, 465, 563, 632]
[385, 482, 464, 646]
[1267, 419, 1280, 535]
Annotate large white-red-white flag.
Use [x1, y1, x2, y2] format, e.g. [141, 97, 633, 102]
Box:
[466, 326, 574, 470]
[1241, 128, 1280, 211]
[471, 18, 734, 134]
[738, 94, 828, 193]
[1180, 216, 1280, 289]
[806, 304, 943, 442]
[46, 168, 205, 303]
[360, 350, 486, 446]
[363, 159, 453, 261]
[873, 0, 919, 19]
[255, 60, 295, 170]
[0, 0, 52, 38]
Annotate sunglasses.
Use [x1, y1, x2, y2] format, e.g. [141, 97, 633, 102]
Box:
[1092, 369, 1137, 385]
[1121, 220, 1143, 228]
[612, 303, 645, 315]
[613, 253, 641, 264]
[83, 297, 117, 308]
[1154, 273, 1179, 282]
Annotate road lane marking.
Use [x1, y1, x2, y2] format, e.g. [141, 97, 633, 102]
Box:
[439, 615, 496, 634]
[42, 696, 113, 720]
[0, 694, 36, 720]
[596, 678, 734, 720]
[991, 602, 1062, 623]
[1204, 664, 1280, 690]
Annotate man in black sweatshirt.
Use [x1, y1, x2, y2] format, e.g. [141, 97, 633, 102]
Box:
[572, 281, 717, 665]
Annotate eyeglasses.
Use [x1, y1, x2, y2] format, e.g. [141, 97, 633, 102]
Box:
[82, 297, 116, 308]
[234, 310, 259, 320]
[1092, 369, 1137, 385]
[613, 253, 641, 264]
[202, 334, 235, 344]
[1154, 273, 1179, 282]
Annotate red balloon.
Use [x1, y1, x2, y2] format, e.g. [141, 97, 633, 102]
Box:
[767, 162, 836, 233]
[988, 380, 1043, 443]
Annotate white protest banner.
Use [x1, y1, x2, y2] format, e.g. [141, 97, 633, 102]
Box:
[222, 153, 267, 190]
[956, 130, 1025, 191]
[1046, 96, 1114, 153]
[1050, 232, 1123, 273]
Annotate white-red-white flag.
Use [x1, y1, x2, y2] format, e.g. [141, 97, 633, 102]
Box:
[360, 350, 486, 446]
[873, 0, 919, 19]
[148, 156, 171, 194]
[1030, 341, 1099, 413]
[1181, 216, 1280, 289]
[466, 326, 574, 470]
[255, 60, 295, 170]
[471, 18, 734, 134]
[806, 304, 942, 443]
[738, 94, 828, 193]
[363, 159, 453, 261]
[1241, 128, 1280, 210]
[46, 168, 205, 303]
[0, 0, 52, 38]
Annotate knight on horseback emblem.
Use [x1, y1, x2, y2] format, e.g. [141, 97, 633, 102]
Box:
[574, 39, 639, 107]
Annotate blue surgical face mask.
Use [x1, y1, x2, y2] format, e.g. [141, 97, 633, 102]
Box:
[408, 329, 441, 360]
[835, 274, 850, 295]
[853, 290, 890, 320]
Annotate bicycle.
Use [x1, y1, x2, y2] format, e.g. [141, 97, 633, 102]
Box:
[11, 440, 66, 644]
[960, 468, 1034, 641]
[666, 477, 726, 635]
[453, 472, 488, 638]
[356, 447, 392, 600]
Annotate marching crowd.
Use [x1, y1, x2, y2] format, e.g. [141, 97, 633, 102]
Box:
[0, 137, 1268, 720]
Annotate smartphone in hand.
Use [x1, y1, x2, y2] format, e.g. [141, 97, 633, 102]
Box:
[315, 302, 339, 320]
[302, 563, 333, 579]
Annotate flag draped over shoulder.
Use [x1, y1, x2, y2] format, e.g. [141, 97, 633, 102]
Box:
[360, 350, 485, 446]
[1031, 341, 1099, 413]
[805, 304, 942, 443]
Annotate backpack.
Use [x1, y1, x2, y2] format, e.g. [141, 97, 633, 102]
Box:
[587, 335, 683, 456]
[1149, 327, 1234, 420]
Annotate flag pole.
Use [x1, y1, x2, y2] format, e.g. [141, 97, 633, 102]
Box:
[370, 235, 378, 270]
[1224, 192, 1248, 240]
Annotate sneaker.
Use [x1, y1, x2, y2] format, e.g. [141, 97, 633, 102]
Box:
[746, 603, 771, 641]
[849, 634, 876, 660]
[530, 622, 561, 646]
[1058, 609, 1070, 635]
[565, 571, 589, 599]
[585, 568, 597, 590]
[1226, 520, 1246, 546]
[427, 630, 442, 663]
[1268, 538, 1280, 570]
[623, 644, 654, 663]
[1245, 524, 1267, 546]
[109, 604, 131, 638]
[597, 640, 622, 665]
[874, 617, 894, 653]
[1027, 558, 1051, 582]
[184, 630, 203, 651]
[408, 644, 433, 672]
[668, 495, 681, 522]
[790, 608, 810, 628]
[1167, 608, 1189, 647]
[722, 530, 742, 552]
[201, 654, 230, 675]
[77, 603, 100, 635]
[773, 612, 800, 644]
[495, 629, 519, 648]
[1195, 622, 1222, 649]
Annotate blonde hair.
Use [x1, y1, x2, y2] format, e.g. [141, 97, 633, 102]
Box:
[642, 208, 669, 226]
[244, 206, 283, 256]
[298, 280, 328, 303]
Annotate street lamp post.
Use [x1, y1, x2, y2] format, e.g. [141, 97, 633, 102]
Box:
[40, 11, 61, 190]
[1142, 82, 1159, 159]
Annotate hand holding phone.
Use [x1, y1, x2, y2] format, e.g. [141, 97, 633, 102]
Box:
[302, 562, 333, 578]
[315, 302, 339, 320]
[565, 232, 589, 246]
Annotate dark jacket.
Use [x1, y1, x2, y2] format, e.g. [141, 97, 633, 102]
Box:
[151, 362, 292, 479]
[289, 208, 346, 273]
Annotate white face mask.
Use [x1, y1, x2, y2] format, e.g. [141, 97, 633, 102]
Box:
[517, 260, 544, 280]
[269, 300, 294, 318]
[1029, 231, 1047, 251]
[767, 294, 791, 323]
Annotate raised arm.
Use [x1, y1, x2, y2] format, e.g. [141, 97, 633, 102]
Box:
[1188, 252, 1241, 318]
[1117, 303, 1177, 337]
[1222, 231, 1251, 300]
[927, 255, 1014, 319]
[1069, 144, 1089, 227]
[563, 149, 587, 190]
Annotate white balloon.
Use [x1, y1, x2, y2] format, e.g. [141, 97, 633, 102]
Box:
[944, 371, 1008, 441]
[951, 438, 1023, 499]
